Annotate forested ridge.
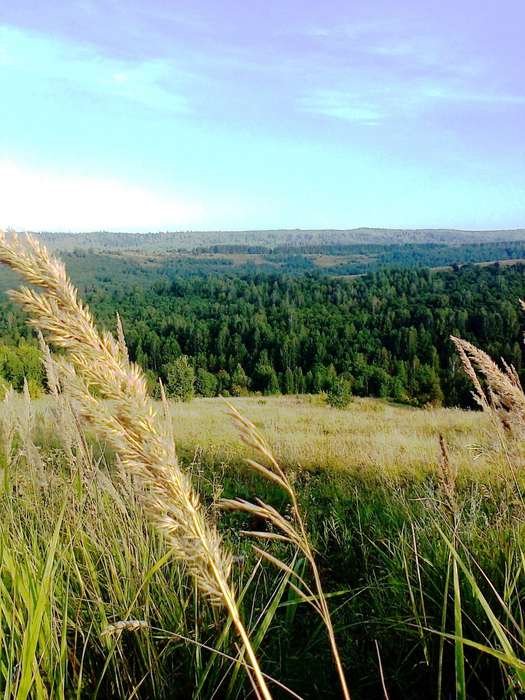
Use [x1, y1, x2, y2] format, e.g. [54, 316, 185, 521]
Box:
[3, 260, 523, 407]
[30, 227, 525, 251]
[192, 240, 525, 275]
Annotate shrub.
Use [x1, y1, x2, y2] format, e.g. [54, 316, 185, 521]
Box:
[165, 355, 195, 401]
[327, 378, 352, 408]
[195, 368, 218, 397]
[0, 376, 10, 399]
[231, 363, 249, 393]
[26, 377, 44, 399]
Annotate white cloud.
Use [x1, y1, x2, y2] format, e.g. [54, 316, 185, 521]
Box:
[0, 160, 205, 231]
[300, 91, 383, 124]
[300, 81, 525, 125]
[420, 85, 525, 105]
[0, 25, 189, 114]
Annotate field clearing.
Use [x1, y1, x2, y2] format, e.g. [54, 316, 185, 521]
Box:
[10, 394, 496, 480]
[310, 253, 374, 268]
[1, 387, 521, 698]
[165, 395, 495, 480]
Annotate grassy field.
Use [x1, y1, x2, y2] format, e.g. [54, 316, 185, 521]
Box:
[166, 395, 494, 480]
[1, 389, 523, 699]
[21, 394, 495, 481]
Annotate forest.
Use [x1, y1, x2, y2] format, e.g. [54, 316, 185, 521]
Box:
[1, 258, 524, 407]
[193, 240, 525, 275]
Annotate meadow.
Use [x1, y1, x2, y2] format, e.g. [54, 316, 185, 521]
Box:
[1, 389, 524, 698]
[4, 394, 497, 480]
[1, 233, 525, 699]
[166, 395, 494, 480]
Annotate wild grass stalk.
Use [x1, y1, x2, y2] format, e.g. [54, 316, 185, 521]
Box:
[221, 402, 351, 700]
[448, 325, 525, 692]
[0, 231, 272, 700]
[0, 387, 17, 492]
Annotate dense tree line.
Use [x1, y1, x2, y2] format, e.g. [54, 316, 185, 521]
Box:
[0, 306, 44, 397]
[191, 241, 525, 276]
[33, 227, 525, 253]
[85, 264, 525, 406]
[1, 262, 524, 406]
[323, 241, 525, 275]
[9, 240, 524, 290]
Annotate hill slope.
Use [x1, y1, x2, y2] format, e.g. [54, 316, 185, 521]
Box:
[26, 227, 525, 252]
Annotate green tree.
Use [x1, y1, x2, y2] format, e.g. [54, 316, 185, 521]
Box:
[283, 367, 295, 394]
[165, 355, 195, 401]
[196, 368, 218, 397]
[267, 368, 280, 395]
[254, 351, 279, 394]
[216, 369, 231, 395]
[413, 364, 443, 406]
[293, 366, 305, 393]
[368, 366, 390, 398]
[327, 378, 352, 409]
[230, 363, 249, 396]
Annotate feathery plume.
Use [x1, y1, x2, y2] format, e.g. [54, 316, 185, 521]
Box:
[450, 335, 525, 420]
[221, 401, 351, 700]
[0, 230, 272, 700]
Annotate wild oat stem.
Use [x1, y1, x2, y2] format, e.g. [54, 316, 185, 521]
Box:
[221, 401, 351, 700]
[0, 230, 272, 700]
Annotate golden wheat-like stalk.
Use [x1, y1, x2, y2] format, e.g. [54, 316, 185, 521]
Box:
[221, 401, 351, 700]
[437, 434, 457, 518]
[451, 335, 525, 420]
[0, 231, 272, 700]
[451, 330, 525, 493]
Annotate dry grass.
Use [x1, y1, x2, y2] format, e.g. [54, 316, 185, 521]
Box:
[164, 395, 496, 481]
[221, 402, 351, 700]
[1, 394, 496, 481]
[0, 232, 272, 700]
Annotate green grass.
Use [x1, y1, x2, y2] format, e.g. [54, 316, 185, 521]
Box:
[0, 393, 524, 698]
[167, 395, 497, 481]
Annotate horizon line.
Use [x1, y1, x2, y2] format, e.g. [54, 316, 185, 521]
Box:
[10, 226, 525, 235]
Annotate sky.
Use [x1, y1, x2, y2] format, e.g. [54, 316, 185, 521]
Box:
[0, 1, 524, 232]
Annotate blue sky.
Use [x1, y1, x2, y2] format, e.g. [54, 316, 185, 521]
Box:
[0, 1, 524, 232]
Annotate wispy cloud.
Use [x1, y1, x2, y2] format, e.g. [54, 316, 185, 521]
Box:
[300, 79, 525, 125]
[0, 25, 189, 114]
[420, 85, 525, 105]
[303, 25, 488, 88]
[300, 90, 383, 125]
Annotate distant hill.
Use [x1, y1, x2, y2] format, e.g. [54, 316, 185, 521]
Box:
[24, 227, 525, 252]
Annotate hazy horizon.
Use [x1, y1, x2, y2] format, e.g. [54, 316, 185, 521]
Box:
[15, 226, 525, 236]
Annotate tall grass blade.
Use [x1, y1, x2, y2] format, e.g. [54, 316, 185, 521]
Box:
[17, 502, 65, 700]
[453, 559, 466, 700]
